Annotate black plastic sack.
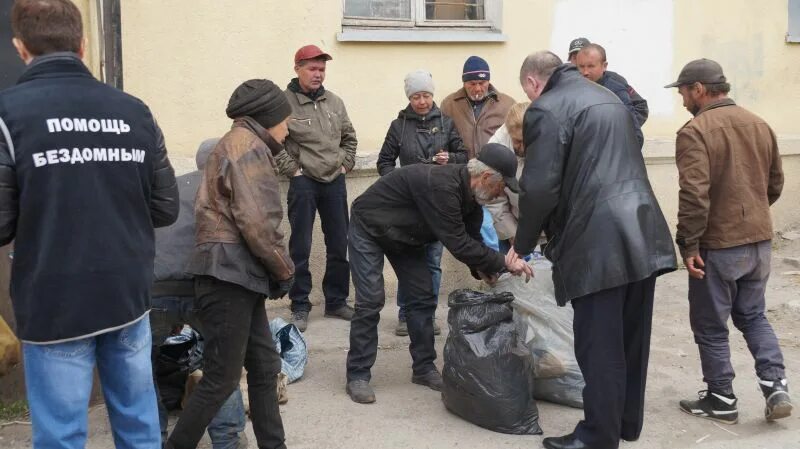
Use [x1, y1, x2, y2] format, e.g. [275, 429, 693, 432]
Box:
[441, 289, 542, 435]
[155, 328, 204, 410]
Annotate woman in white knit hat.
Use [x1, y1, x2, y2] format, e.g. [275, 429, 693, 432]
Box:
[376, 69, 468, 337]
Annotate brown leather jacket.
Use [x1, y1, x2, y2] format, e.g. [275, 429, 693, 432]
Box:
[675, 98, 784, 259]
[440, 84, 515, 159]
[186, 117, 294, 295]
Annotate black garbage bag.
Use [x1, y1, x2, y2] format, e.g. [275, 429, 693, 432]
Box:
[441, 289, 542, 435]
[155, 328, 204, 410]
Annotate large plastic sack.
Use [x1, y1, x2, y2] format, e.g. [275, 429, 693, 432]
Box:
[269, 317, 308, 383]
[491, 259, 585, 408]
[155, 326, 204, 410]
[442, 289, 542, 435]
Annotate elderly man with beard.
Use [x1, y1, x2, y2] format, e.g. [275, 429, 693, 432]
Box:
[345, 144, 533, 404]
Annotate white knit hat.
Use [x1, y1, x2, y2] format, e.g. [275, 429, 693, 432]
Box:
[404, 70, 435, 98]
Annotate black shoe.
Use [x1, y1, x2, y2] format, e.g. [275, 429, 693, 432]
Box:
[679, 390, 738, 424]
[291, 310, 309, 332]
[759, 378, 793, 421]
[542, 433, 588, 449]
[411, 368, 444, 392]
[346, 380, 376, 404]
[325, 304, 355, 321]
[395, 319, 409, 336]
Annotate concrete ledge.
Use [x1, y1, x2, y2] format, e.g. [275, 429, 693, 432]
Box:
[337, 28, 507, 43]
[169, 135, 800, 176]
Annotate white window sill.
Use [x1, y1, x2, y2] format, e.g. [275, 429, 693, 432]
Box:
[337, 28, 507, 43]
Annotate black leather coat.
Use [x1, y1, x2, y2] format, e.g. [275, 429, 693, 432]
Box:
[514, 65, 676, 305]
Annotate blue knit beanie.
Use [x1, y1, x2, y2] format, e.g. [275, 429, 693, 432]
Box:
[462, 56, 490, 82]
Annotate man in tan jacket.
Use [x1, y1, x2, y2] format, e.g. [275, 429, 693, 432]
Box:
[666, 59, 791, 425]
[441, 56, 515, 159]
[275, 45, 358, 331]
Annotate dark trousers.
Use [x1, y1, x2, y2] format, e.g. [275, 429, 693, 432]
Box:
[287, 174, 350, 312]
[396, 241, 442, 320]
[689, 241, 785, 395]
[571, 275, 656, 449]
[167, 277, 286, 449]
[150, 296, 246, 448]
[346, 216, 437, 381]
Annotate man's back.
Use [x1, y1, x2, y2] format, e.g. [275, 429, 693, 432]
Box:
[0, 54, 178, 343]
[517, 65, 675, 303]
[676, 99, 783, 250]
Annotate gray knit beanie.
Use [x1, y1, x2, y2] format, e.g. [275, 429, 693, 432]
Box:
[404, 70, 435, 98]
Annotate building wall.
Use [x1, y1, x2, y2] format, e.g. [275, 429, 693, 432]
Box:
[118, 0, 800, 164]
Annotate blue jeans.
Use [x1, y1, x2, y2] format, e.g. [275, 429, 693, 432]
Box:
[150, 296, 247, 449]
[23, 317, 160, 449]
[396, 241, 443, 321]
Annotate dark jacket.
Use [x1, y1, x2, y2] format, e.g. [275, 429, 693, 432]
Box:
[597, 71, 644, 148]
[376, 104, 468, 175]
[151, 139, 218, 297]
[605, 70, 649, 126]
[514, 65, 676, 305]
[352, 164, 505, 275]
[186, 117, 293, 296]
[675, 98, 783, 258]
[0, 53, 179, 343]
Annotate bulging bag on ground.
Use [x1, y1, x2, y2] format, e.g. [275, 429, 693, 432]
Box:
[442, 289, 542, 435]
[491, 260, 585, 408]
[269, 317, 308, 383]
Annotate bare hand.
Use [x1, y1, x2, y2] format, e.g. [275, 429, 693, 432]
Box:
[685, 255, 705, 279]
[341, 166, 347, 174]
[506, 258, 534, 283]
[293, 169, 302, 177]
[434, 152, 449, 165]
[505, 247, 520, 267]
[477, 271, 499, 286]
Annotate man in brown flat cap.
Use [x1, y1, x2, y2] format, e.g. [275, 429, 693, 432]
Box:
[666, 59, 792, 425]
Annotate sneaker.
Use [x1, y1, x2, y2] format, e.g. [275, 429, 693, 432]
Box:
[679, 390, 738, 424]
[346, 380, 376, 404]
[395, 319, 409, 336]
[325, 304, 354, 321]
[412, 368, 444, 392]
[291, 310, 309, 332]
[759, 378, 793, 421]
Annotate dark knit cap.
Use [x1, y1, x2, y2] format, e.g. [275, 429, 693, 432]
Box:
[226, 79, 292, 129]
[462, 56, 490, 82]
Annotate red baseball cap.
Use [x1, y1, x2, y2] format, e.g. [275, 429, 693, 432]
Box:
[294, 45, 332, 64]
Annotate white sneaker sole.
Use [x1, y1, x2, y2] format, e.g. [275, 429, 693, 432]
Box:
[766, 400, 793, 421]
[679, 405, 738, 425]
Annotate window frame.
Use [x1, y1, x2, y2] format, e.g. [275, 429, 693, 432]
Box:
[339, 0, 504, 42]
[789, 0, 800, 43]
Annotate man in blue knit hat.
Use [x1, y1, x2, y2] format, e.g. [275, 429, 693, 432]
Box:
[442, 56, 515, 159]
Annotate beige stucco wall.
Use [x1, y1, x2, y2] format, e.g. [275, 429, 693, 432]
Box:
[117, 0, 800, 163]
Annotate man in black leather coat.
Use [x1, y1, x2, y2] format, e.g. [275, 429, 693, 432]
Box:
[510, 51, 677, 449]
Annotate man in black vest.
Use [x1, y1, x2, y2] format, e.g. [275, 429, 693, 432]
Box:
[0, 1, 178, 447]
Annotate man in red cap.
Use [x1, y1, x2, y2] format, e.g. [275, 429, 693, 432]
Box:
[275, 45, 358, 332]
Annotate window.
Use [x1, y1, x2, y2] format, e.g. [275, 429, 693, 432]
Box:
[789, 0, 800, 43]
[339, 0, 504, 42]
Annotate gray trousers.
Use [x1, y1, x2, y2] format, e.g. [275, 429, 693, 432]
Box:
[689, 240, 786, 395]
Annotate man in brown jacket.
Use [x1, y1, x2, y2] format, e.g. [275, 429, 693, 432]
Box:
[666, 59, 792, 425]
[441, 56, 515, 159]
[168, 79, 294, 449]
[275, 45, 357, 331]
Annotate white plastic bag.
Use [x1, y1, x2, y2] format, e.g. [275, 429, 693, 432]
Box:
[491, 260, 584, 408]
